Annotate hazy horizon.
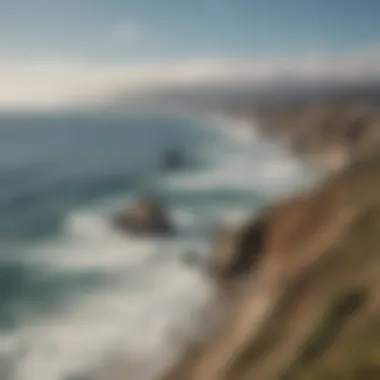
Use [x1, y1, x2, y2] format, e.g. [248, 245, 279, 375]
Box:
[1, 1, 380, 110]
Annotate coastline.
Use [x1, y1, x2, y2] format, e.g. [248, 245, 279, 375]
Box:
[8, 105, 377, 380]
[155, 101, 380, 380]
[216, 100, 380, 174]
[89, 111, 323, 380]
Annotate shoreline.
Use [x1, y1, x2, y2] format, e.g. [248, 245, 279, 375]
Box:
[90, 112, 323, 380]
[216, 100, 380, 174]
[155, 101, 380, 380]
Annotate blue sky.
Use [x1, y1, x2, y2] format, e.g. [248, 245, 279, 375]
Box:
[1, 0, 380, 62]
[1, 0, 380, 109]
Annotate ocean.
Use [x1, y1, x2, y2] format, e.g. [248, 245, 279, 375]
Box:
[0, 110, 318, 380]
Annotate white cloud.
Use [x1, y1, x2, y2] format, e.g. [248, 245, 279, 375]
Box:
[1, 48, 380, 110]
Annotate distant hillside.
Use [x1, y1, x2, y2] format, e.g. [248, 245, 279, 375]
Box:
[110, 80, 380, 114]
[251, 102, 380, 173]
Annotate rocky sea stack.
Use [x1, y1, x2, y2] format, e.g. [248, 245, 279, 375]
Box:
[159, 148, 188, 171]
[113, 198, 175, 236]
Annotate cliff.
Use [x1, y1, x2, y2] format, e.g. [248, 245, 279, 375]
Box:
[253, 103, 380, 172]
[160, 150, 380, 380]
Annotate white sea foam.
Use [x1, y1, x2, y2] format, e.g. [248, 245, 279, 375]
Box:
[7, 253, 218, 380]
[164, 120, 314, 202]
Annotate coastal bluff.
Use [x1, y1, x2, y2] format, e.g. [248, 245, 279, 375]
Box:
[159, 149, 380, 379]
[253, 102, 380, 172]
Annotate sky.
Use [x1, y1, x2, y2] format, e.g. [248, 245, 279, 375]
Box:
[1, 0, 380, 109]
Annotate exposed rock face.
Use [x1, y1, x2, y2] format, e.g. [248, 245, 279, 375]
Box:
[207, 218, 268, 290]
[113, 198, 175, 236]
[160, 154, 380, 380]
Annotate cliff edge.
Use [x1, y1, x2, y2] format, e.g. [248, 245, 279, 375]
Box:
[160, 150, 380, 380]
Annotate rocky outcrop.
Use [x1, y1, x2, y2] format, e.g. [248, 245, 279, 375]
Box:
[113, 198, 175, 236]
[160, 153, 380, 380]
[159, 148, 187, 171]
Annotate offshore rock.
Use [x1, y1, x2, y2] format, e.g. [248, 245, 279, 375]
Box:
[113, 198, 175, 236]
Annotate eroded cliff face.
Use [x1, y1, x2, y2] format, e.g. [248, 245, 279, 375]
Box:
[160, 152, 380, 380]
[254, 103, 380, 173]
